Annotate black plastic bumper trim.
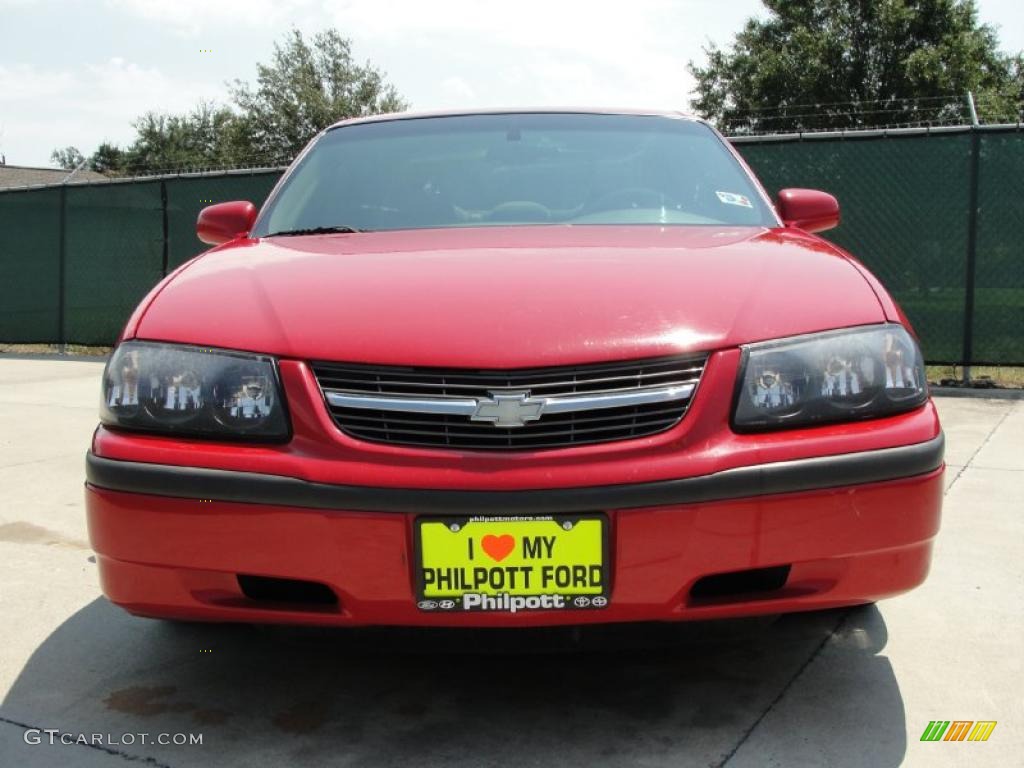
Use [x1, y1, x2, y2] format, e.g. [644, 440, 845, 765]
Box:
[85, 433, 943, 515]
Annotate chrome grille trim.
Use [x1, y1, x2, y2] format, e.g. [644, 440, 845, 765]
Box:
[315, 366, 704, 395]
[325, 383, 695, 417]
[312, 355, 707, 451]
[327, 393, 480, 416]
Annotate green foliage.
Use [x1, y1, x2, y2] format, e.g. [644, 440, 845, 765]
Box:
[230, 29, 408, 160]
[50, 146, 85, 170]
[53, 28, 407, 176]
[690, 0, 1024, 133]
[89, 143, 126, 175]
[117, 102, 245, 174]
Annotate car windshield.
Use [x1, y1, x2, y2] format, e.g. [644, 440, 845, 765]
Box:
[254, 113, 778, 235]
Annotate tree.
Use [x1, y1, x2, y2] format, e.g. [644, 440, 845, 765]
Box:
[50, 146, 85, 170]
[230, 28, 408, 160]
[50, 28, 406, 175]
[89, 142, 126, 175]
[690, 0, 1024, 133]
[118, 102, 245, 174]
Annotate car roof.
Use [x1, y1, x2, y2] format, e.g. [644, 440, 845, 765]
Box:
[326, 107, 701, 131]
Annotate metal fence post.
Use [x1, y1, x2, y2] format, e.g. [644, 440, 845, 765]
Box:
[160, 179, 169, 276]
[55, 157, 91, 353]
[961, 93, 981, 380]
[57, 184, 67, 352]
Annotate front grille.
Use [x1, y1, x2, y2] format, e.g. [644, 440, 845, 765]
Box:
[312, 355, 706, 451]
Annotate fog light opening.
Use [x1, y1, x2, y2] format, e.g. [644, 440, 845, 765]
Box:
[689, 565, 792, 603]
[237, 574, 339, 607]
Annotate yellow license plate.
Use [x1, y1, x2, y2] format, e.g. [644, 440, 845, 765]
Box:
[415, 515, 608, 613]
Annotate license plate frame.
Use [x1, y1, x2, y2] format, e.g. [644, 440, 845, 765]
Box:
[414, 514, 610, 613]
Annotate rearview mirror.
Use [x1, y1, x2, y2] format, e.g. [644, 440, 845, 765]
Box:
[197, 201, 258, 245]
[776, 189, 840, 233]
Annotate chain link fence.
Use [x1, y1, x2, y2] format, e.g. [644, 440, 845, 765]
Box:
[0, 126, 1021, 363]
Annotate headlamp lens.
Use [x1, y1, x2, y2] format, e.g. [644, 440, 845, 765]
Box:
[734, 326, 927, 431]
[101, 342, 288, 440]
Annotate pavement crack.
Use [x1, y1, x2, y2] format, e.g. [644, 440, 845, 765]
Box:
[945, 406, 1015, 494]
[0, 714, 176, 767]
[714, 608, 851, 768]
[0, 400, 98, 411]
[0, 452, 87, 471]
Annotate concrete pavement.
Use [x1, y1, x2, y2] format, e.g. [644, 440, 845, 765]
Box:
[0, 357, 1021, 767]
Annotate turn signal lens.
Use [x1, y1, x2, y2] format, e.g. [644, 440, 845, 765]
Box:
[104, 346, 143, 418]
[100, 342, 289, 440]
[734, 325, 927, 431]
[882, 331, 924, 401]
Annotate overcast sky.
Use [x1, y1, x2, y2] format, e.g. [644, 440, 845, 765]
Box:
[1, 0, 1022, 166]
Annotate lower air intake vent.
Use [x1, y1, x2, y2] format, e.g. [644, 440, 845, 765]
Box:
[689, 566, 792, 601]
[237, 575, 338, 606]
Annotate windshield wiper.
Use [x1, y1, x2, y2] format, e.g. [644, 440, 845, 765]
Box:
[266, 225, 365, 237]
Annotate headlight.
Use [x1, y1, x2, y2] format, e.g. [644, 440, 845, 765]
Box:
[733, 325, 927, 431]
[101, 342, 289, 440]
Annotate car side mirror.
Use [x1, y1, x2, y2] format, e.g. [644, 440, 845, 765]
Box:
[776, 189, 840, 233]
[197, 201, 258, 245]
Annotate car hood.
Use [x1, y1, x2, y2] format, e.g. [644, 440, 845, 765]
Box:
[134, 226, 885, 367]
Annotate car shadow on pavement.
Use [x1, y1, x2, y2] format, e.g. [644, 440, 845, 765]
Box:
[2, 599, 905, 768]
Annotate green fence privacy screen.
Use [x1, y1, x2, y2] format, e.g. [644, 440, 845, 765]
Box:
[1, 128, 1022, 363]
[735, 127, 1024, 365]
[0, 170, 282, 346]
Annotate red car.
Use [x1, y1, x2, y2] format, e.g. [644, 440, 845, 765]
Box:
[86, 109, 943, 626]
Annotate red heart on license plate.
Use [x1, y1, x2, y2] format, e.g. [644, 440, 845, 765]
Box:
[481, 534, 515, 562]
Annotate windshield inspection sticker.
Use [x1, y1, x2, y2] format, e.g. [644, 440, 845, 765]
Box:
[716, 190, 753, 208]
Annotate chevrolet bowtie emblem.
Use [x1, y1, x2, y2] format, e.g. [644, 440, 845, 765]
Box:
[470, 391, 546, 428]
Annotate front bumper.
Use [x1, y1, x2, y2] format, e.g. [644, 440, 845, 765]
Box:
[85, 435, 944, 626]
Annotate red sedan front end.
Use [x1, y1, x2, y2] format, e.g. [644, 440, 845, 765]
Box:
[85, 110, 943, 627]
